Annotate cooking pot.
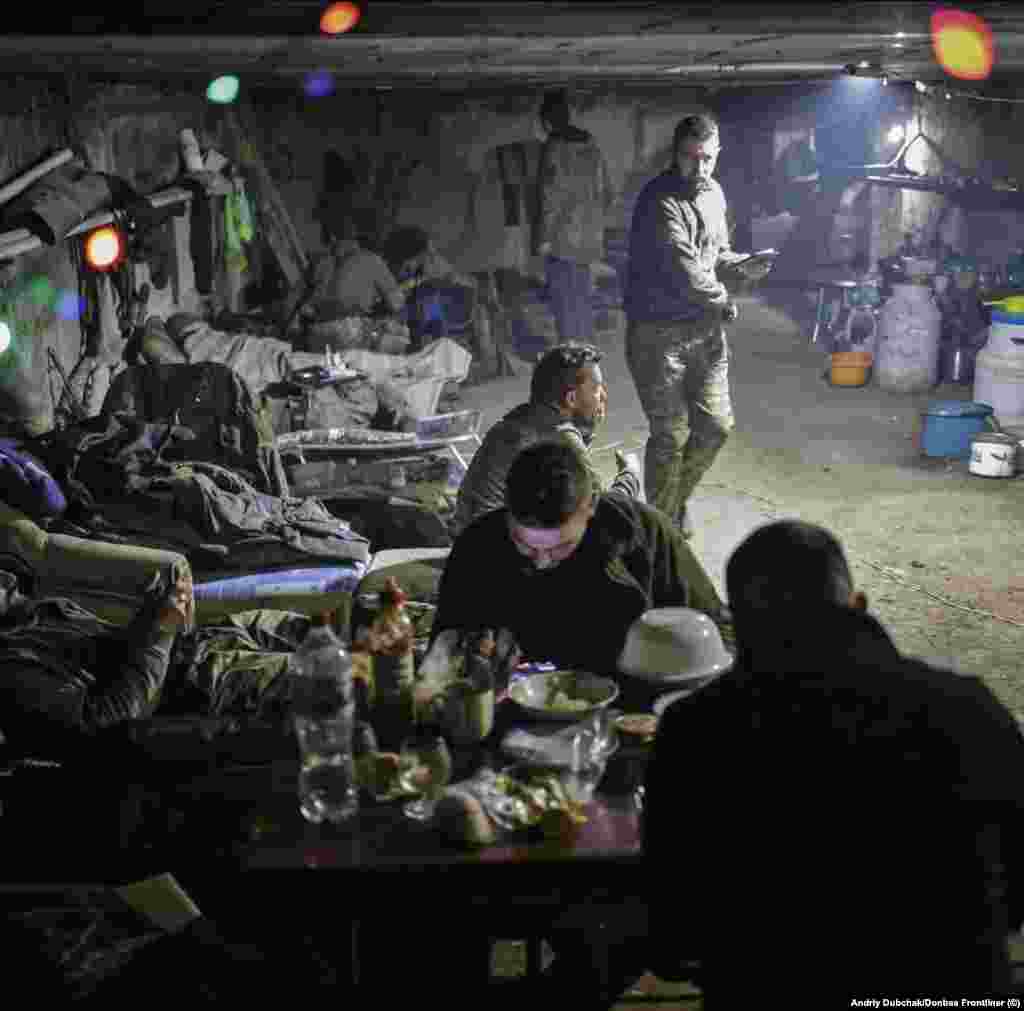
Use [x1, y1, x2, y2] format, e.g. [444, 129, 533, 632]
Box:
[968, 431, 1018, 478]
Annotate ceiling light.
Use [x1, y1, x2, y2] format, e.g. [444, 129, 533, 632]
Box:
[857, 60, 870, 69]
[915, 80, 928, 93]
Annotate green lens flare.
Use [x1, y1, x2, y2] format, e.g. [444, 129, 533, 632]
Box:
[207, 76, 240, 104]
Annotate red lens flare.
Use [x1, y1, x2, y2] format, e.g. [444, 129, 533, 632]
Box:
[321, 2, 361, 35]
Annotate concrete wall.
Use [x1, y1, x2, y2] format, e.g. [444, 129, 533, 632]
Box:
[0, 83, 282, 435]
[245, 84, 711, 273]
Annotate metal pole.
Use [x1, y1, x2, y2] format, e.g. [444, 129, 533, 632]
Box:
[0, 148, 74, 207]
[0, 186, 193, 261]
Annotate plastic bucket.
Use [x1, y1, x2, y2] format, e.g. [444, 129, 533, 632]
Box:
[830, 350, 872, 387]
[987, 307, 1024, 354]
[920, 400, 994, 459]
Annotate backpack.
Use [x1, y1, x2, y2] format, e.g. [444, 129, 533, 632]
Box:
[100, 363, 289, 497]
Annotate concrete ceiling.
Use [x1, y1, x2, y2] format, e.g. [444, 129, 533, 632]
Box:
[5, 2, 1024, 91]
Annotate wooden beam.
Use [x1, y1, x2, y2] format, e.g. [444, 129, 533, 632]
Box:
[221, 107, 308, 288]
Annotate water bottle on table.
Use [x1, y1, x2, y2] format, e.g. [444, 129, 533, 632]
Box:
[291, 612, 358, 824]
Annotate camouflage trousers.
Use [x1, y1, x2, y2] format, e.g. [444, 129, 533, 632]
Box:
[626, 318, 735, 526]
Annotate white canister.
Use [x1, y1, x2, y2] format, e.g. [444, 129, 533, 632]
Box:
[968, 432, 1018, 478]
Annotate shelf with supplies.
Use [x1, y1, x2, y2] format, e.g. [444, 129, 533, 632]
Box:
[860, 173, 1024, 212]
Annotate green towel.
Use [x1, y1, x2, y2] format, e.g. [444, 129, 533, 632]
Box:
[234, 179, 254, 243]
[224, 181, 255, 270]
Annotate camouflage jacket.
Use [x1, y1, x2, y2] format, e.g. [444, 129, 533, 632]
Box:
[0, 598, 174, 757]
[453, 401, 639, 536]
[535, 127, 614, 265]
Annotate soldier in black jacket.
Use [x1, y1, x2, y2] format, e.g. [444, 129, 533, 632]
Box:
[644, 520, 1024, 1005]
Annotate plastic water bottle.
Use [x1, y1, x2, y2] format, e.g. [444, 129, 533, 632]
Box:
[292, 613, 358, 824]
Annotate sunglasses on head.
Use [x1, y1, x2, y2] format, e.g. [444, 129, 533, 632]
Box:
[551, 343, 603, 369]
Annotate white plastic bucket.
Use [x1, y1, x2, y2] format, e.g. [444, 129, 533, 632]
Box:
[973, 347, 1024, 423]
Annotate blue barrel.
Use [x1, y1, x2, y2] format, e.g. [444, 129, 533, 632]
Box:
[921, 400, 994, 458]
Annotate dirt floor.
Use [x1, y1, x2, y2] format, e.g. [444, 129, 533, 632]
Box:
[456, 290, 1024, 721]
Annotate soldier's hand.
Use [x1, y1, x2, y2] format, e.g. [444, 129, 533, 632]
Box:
[736, 257, 774, 281]
[615, 449, 641, 476]
[721, 301, 739, 324]
[155, 570, 195, 632]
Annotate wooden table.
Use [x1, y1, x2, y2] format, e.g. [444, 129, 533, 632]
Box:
[4, 704, 651, 991]
[149, 738, 646, 988]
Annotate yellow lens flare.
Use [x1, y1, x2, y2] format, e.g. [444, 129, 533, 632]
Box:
[320, 2, 361, 35]
[931, 9, 995, 81]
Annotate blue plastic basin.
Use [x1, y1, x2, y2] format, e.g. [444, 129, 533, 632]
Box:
[921, 400, 994, 459]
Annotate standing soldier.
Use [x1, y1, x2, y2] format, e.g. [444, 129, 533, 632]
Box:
[625, 113, 772, 538]
[534, 89, 615, 343]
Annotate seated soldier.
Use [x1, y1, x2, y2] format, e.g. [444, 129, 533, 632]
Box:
[308, 213, 406, 323]
[385, 225, 477, 350]
[433, 440, 730, 676]
[454, 342, 640, 536]
[0, 556, 309, 764]
[643, 520, 1024, 1005]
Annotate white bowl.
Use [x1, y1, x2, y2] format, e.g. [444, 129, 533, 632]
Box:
[618, 607, 733, 683]
[507, 671, 619, 722]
